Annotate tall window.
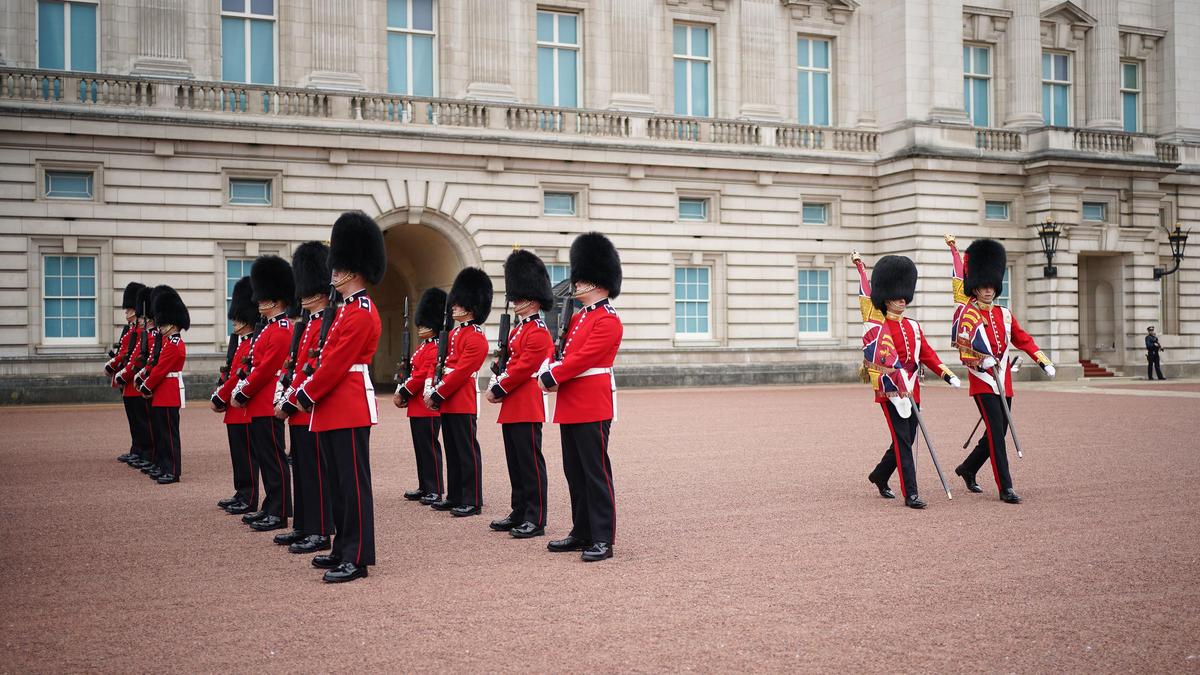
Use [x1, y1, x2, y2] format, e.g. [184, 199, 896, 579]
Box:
[1041, 51, 1071, 127]
[963, 44, 991, 127]
[37, 0, 98, 72]
[221, 0, 275, 84]
[673, 23, 711, 117]
[387, 0, 436, 96]
[996, 267, 1011, 308]
[797, 37, 831, 126]
[225, 258, 254, 333]
[537, 10, 580, 107]
[797, 269, 830, 335]
[1121, 61, 1141, 133]
[674, 266, 711, 337]
[44, 255, 96, 342]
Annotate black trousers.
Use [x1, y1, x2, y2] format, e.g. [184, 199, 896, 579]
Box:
[226, 423, 258, 509]
[150, 406, 181, 477]
[249, 416, 291, 520]
[871, 401, 919, 499]
[1148, 353, 1165, 380]
[318, 426, 375, 566]
[561, 420, 615, 544]
[503, 422, 547, 527]
[124, 396, 154, 461]
[290, 424, 333, 536]
[961, 394, 1014, 492]
[442, 413, 482, 508]
[408, 416, 444, 496]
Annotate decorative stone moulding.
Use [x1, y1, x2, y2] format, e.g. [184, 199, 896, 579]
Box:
[1118, 25, 1166, 60]
[665, 0, 729, 12]
[962, 5, 1011, 41]
[780, 0, 858, 25]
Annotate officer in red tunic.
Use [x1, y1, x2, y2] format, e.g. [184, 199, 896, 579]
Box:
[138, 286, 189, 484]
[283, 211, 385, 583]
[946, 237, 1056, 504]
[486, 250, 555, 538]
[212, 277, 260, 515]
[426, 267, 492, 518]
[539, 232, 623, 562]
[110, 281, 146, 464]
[230, 255, 294, 531]
[116, 286, 156, 473]
[394, 286, 447, 505]
[273, 241, 334, 554]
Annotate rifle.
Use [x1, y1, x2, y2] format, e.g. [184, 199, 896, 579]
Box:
[136, 327, 164, 392]
[305, 286, 339, 376]
[217, 332, 239, 386]
[550, 278, 574, 361]
[491, 300, 511, 376]
[108, 324, 130, 359]
[429, 294, 453, 410]
[237, 317, 267, 379]
[394, 297, 412, 384]
[279, 308, 310, 391]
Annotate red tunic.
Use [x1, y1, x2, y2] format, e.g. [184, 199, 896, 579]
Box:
[293, 290, 381, 433]
[284, 311, 322, 427]
[119, 327, 153, 397]
[433, 323, 489, 415]
[492, 315, 554, 424]
[868, 317, 947, 406]
[955, 302, 1044, 397]
[143, 334, 187, 408]
[543, 299, 622, 425]
[213, 334, 252, 424]
[399, 338, 440, 418]
[234, 313, 290, 419]
[105, 323, 135, 376]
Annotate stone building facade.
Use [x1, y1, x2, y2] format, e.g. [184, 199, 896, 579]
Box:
[0, 0, 1197, 400]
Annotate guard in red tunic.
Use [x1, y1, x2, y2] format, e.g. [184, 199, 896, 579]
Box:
[132, 285, 170, 480]
[283, 211, 385, 583]
[212, 277, 260, 515]
[426, 267, 492, 518]
[539, 232, 623, 562]
[231, 255, 294, 531]
[137, 286, 189, 484]
[116, 286, 156, 473]
[486, 250, 555, 539]
[110, 281, 146, 464]
[394, 286, 447, 505]
[854, 254, 961, 509]
[946, 236, 1056, 503]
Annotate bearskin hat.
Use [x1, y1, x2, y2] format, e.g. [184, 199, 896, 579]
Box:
[292, 241, 331, 300]
[152, 286, 191, 331]
[121, 282, 146, 310]
[250, 255, 295, 304]
[964, 239, 1007, 297]
[227, 277, 258, 325]
[148, 285, 172, 322]
[504, 249, 555, 309]
[415, 287, 448, 330]
[448, 267, 493, 324]
[569, 231, 622, 299]
[870, 255, 918, 311]
[134, 286, 152, 318]
[328, 211, 387, 285]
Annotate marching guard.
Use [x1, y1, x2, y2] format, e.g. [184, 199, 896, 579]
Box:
[946, 236, 1056, 503]
[138, 286, 189, 484]
[486, 249, 555, 539]
[538, 232, 623, 562]
[109, 281, 147, 464]
[394, 287, 448, 505]
[213, 277, 260, 515]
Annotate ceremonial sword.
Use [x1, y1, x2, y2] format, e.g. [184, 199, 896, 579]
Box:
[962, 356, 1021, 450]
[910, 400, 952, 500]
[989, 363, 1024, 459]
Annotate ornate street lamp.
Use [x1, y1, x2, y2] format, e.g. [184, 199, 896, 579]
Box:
[1035, 216, 1062, 278]
[1153, 222, 1190, 280]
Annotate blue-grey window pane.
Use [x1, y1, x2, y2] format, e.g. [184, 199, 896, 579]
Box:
[538, 11, 555, 43]
[1054, 54, 1068, 81]
[38, 1, 66, 70]
[559, 13, 577, 45]
[250, 0, 273, 15]
[544, 192, 575, 216]
[798, 38, 810, 67]
[812, 72, 829, 126]
[249, 19, 274, 84]
[45, 171, 93, 199]
[548, 264, 569, 286]
[802, 204, 827, 224]
[230, 178, 271, 205]
[673, 59, 688, 115]
[45, 255, 60, 276]
[63, 257, 76, 275]
[691, 61, 709, 117]
[972, 78, 989, 127]
[222, 0, 245, 12]
[691, 26, 708, 57]
[79, 276, 95, 296]
[62, 277, 77, 297]
[80, 299, 95, 318]
[1123, 93, 1138, 132]
[62, 318, 78, 337]
[1083, 203, 1105, 221]
[1042, 85, 1051, 125]
[974, 47, 988, 75]
[222, 17, 246, 82]
[558, 49, 578, 107]
[537, 47, 555, 106]
[813, 40, 829, 69]
[1122, 63, 1138, 89]
[45, 276, 61, 296]
[963, 78, 971, 117]
[79, 256, 94, 276]
[70, 2, 97, 72]
[963, 46, 970, 72]
[985, 201, 1009, 220]
[1052, 84, 1068, 125]
[412, 0, 433, 31]
[1041, 52, 1051, 80]
[80, 317, 95, 337]
[673, 24, 686, 55]
[412, 35, 434, 96]
[798, 71, 810, 125]
[45, 318, 61, 338]
[63, 298, 77, 317]
[46, 298, 62, 317]
[679, 198, 707, 220]
[388, 33, 409, 94]
[388, 0, 408, 28]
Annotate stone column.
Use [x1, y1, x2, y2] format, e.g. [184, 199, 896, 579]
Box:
[1004, 0, 1044, 127]
[853, 5, 876, 128]
[926, 0, 970, 124]
[607, 0, 653, 111]
[131, 0, 192, 77]
[1085, 0, 1120, 129]
[464, 0, 516, 101]
[307, 0, 362, 89]
[738, 0, 781, 119]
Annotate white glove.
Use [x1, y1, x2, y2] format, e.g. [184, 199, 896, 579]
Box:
[534, 358, 552, 380]
[980, 356, 997, 370]
[1042, 364, 1056, 379]
[486, 375, 498, 392]
[948, 376, 961, 388]
[887, 395, 912, 419]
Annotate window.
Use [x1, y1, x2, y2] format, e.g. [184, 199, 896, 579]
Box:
[674, 266, 711, 337]
[543, 192, 577, 216]
[387, 0, 436, 96]
[547, 263, 569, 287]
[229, 177, 272, 205]
[985, 200, 1010, 221]
[996, 267, 1011, 308]
[797, 37, 831, 126]
[1082, 202, 1107, 222]
[221, 0, 275, 84]
[225, 258, 254, 333]
[802, 203, 828, 225]
[37, 0, 97, 72]
[43, 255, 96, 342]
[44, 170, 94, 200]
[1121, 61, 1141, 133]
[797, 269, 830, 335]
[679, 197, 709, 221]
[963, 45, 991, 127]
[537, 10, 580, 107]
[1041, 51, 1071, 127]
[673, 23, 711, 117]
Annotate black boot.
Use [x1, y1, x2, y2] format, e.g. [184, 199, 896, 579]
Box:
[1000, 488, 1022, 504]
[868, 474, 895, 499]
[955, 466, 982, 493]
[905, 495, 926, 509]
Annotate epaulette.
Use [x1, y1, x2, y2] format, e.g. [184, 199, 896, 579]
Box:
[471, 324, 484, 333]
[358, 296, 372, 310]
[278, 318, 290, 329]
[534, 318, 547, 329]
[603, 304, 618, 315]
[169, 334, 182, 343]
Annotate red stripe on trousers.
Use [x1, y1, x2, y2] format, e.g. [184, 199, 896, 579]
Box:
[880, 403, 908, 500]
[532, 425, 544, 527]
[975, 395, 1003, 491]
[599, 424, 615, 543]
[351, 430, 364, 565]
[471, 417, 480, 507]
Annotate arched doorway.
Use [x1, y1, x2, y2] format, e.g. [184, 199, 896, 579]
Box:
[368, 209, 481, 385]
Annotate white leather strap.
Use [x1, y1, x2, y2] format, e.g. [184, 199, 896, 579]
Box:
[579, 367, 612, 377]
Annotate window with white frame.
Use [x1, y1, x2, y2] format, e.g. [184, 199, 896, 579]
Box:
[537, 9, 580, 108]
[225, 258, 254, 333]
[673, 23, 711, 117]
[1121, 61, 1141, 133]
[43, 254, 97, 343]
[679, 197, 709, 221]
[1041, 51, 1071, 127]
[797, 37, 832, 126]
[996, 267, 1012, 308]
[229, 177, 272, 206]
[221, 0, 275, 84]
[37, 0, 98, 72]
[1082, 201, 1107, 222]
[543, 192, 577, 216]
[963, 44, 991, 127]
[802, 203, 828, 225]
[387, 0, 436, 96]
[985, 200, 1010, 221]
[674, 266, 711, 337]
[547, 263, 569, 287]
[44, 170, 94, 200]
[797, 268, 830, 335]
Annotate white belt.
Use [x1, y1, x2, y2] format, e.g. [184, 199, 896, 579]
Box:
[579, 367, 612, 377]
[167, 371, 186, 408]
[350, 364, 370, 373]
[166, 372, 182, 379]
[577, 367, 617, 421]
[350, 364, 378, 423]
